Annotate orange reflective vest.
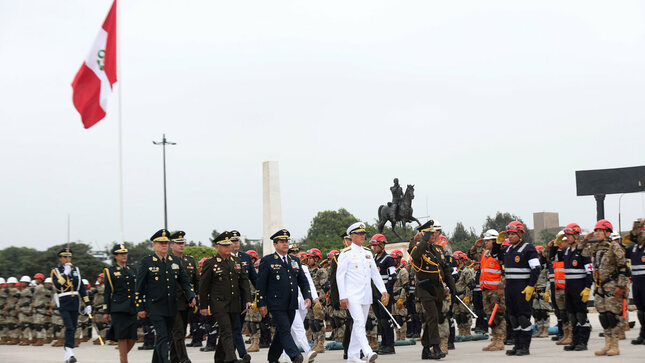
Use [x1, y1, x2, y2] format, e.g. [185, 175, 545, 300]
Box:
[553, 261, 565, 289]
[480, 251, 502, 290]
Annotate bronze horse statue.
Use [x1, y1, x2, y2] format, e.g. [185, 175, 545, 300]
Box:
[377, 184, 421, 241]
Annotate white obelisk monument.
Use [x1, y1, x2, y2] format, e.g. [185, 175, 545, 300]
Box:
[262, 161, 283, 256]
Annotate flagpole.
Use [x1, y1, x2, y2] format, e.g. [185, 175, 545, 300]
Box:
[116, 0, 124, 243]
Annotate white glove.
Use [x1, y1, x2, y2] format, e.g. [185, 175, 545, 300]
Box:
[63, 265, 72, 275]
[85, 305, 92, 315]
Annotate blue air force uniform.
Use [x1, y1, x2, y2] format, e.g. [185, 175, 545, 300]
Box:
[492, 237, 540, 353]
[256, 229, 312, 363]
[135, 229, 195, 363]
[50, 248, 89, 350]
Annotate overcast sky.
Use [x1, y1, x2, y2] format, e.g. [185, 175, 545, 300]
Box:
[1, 0, 644, 251]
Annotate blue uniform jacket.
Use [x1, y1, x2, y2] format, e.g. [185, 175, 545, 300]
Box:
[256, 252, 312, 310]
[625, 243, 645, 284]
[50, 264, 89, 311]
[237, 251, 258, 288]
[492, 241, 541, 287]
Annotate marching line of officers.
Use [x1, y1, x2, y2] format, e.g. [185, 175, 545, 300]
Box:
[1, 217, 644, 362]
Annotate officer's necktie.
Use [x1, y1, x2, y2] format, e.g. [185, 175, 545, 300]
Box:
[283, 256, 288, 268]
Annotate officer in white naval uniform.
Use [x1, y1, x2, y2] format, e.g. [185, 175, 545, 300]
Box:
[337, 222, 389, 363]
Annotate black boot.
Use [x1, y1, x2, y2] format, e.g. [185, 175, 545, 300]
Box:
[421, 346, 431, 359]
[506, 346, 518, 356]
[632, 336, 645, 345]
[377, 345, 395, 355]
[432, 344, 446, 359]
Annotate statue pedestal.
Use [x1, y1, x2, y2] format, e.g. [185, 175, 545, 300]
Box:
[385, 241, 411, 260]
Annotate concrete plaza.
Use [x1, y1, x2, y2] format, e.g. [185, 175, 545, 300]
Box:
[1, 312, 643, 362]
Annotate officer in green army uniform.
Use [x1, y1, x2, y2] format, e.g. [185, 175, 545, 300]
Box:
[168, 230, 199, 363]
[104, 243, 138, 362]
[199, 231, 252, 363]
[136, 229, 196, 363]
[409, 220, 456, 360]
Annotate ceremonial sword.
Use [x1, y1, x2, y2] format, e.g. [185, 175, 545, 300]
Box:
[454, 295, 478, 319]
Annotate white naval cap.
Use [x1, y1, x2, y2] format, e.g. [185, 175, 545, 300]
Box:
[346, 222, 367, 235]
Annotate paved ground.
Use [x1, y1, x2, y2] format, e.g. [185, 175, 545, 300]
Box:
[1, 312, 643, 362]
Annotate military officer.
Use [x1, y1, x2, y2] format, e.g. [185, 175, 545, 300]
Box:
[199, 231, 252, 363]
[368, 234, 397, 355]
[50, 248, 91, 362]
[168, 230, 199, 363]
[409, 220, 456, 360]
[256, 229, 312, 363]
[492, 221, 541, 356]
[337, 222, 388, 363]
[136, 229, 196, 363]
[579, 220, 629, 356]
[230, 230, 257, 360]
[104, 243, 138, 363]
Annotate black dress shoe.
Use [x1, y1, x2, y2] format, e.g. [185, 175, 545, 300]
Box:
[505, 347, 517, 356]
[292, 354, 304, 363]
[515, 348, 530, 356]
[138, 345, 154, 350]
[187, 341, 202, 347]
[241, 353, 251, 363]
[632, 336, 645, 345]
[378, 345, 395, 355]
[563, 344, 575, 351]
[447, 341, 454, 350]
[200, 345, 215, 352]
[574, 344, 587, 351]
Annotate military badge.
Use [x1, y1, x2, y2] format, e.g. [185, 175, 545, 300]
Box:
[171, 263, 179, 270]
[291, 260, 299, 269]
[216, 257, 222, 262]
[642, 256, 645, 262]
[514, 256, 520, 263]
[277, 275, 280, 280]
[572, 260, 578, 267]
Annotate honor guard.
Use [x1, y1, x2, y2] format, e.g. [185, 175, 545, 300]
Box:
[168, 230, 199, 363]
[256, 229, 312, 363]
[491, 221, 541, 356]
[580, 220, 629, 356]
[199, 231, 252, 363]
[229, 230, 258, 360]
[104, 243, 138, 362]
[409, 220, 456, 360]
[368, 233, 397, 355]
[337, 222, 388, 363]
[135, 229, 196, 363]
[623, 219, 645, 345]
[50, 248, 91, 363]
[550, 223, 593, 351]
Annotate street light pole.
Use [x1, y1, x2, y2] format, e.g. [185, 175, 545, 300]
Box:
[153, 134, 176, 230]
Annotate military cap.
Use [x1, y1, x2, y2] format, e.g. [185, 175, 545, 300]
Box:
[213, 231, 232, 245]
[270, 229, 291, 242]
[112, 243, 128, 254]
[230, 230, 241, 241]
[58, 248, 72, 257]
[150, 229, 170, 242]
[170, 230, 186, 242]
[346, 222, 366, 235]
[288, 244, 299, 253]
[417, 219, 436, 233]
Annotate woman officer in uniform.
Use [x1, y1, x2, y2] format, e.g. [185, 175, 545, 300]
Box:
[104, 244, 137, 363]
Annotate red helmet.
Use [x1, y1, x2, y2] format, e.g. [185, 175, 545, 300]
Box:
[400, 259, 408, 266]
[594, 219, 613, 232]
[390, 249, 403, 258]
[535, 245, 545, 253]
[328, 250, 339, 259]
[369, 234, 387, 246]
[33, 273, 45, 280]
[564, 223, 581, 235]
[505, 221, 525, 233]
[298, 251, 309, 262]
[502, 240, 511, 247]
[308, 248, 322, 259]
[98, 273, 105, 279]
[246, 250, 258, 259]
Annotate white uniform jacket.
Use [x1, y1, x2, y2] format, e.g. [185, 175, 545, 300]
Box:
[336, 243, 386, 305]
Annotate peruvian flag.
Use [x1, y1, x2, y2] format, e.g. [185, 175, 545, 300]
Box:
[72, 1, 117, 129]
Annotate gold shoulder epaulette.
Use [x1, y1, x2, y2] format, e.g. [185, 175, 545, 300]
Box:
[341, 246, 351, 252]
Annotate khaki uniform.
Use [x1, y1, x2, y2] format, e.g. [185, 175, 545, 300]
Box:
[244, 284, 262, 350]
[0, 287, 8, 342]
[438, 290, 451, 353]
[32, 284, 53, 343]
[6, 287, 20, 342]
[17, 287, 34, 343]
[532, 268, 551, 336]
[91, 285, 107, 342]
[306, 266, 327, 351]
[454, 266, 475, 336]
[392, 265, 409, 340]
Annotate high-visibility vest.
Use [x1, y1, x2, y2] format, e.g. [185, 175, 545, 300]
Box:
[553, 261, 565, 289]
[480, 251, 502, 290]
[437, 239, 447, 249]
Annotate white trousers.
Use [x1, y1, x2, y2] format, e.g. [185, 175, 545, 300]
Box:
[347, 302, 373, 359]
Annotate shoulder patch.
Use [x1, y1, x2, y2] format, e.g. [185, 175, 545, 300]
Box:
[152, 256, 157, 262]
[168, 256, 173, 261]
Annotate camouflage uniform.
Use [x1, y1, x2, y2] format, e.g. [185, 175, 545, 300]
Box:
[581, 236, 629, 355]
[438, 286, 451, 354]
[306, 265, 328, 352]
[0, 286, 8, 343]
[392, 264, 409, 340]
[17, 286, 34, 344]
[366, 306, 378, 350]
[531, 268, 551, 337]
[32, 283, 53, 344]
[5, 286, 20, 344]
[51, 307, 64, 346]
[91, 284, 107, 343]
[245, 280, 262, 351]
[454, 266, 475, 336]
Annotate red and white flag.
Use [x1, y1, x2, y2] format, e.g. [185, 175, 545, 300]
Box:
[71, 1, 117, 129]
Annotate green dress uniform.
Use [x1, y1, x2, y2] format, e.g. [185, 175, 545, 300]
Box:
[409, 221, 456, 359]
[135, 230, 195, 363]
[199, 232, 252, 363]
[104, 244, 138, 341]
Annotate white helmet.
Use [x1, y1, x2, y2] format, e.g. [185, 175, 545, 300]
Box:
[483, 229, 499, 240]
[44, 277, 52, 284]
[609, 232, 621, 241]
[0, 277, 5, 284]
[433, 220, 442, 231]
[7, 277, 18, 284]
[19, 275, 31, 283]
[82, 279, 89, 286]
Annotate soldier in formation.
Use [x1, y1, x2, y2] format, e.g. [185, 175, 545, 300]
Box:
[452, 251, 474, 337]
[390, 249, 408, 341]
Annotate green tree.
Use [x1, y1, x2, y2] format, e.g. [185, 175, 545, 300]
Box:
[537, 229, 556, 246]
[301, 208, 359, 253]
[450, 221, 478, 253]
[209, 229, 222, 244]
[481, 211, 532, 243]
[184, 246, 216, 262]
